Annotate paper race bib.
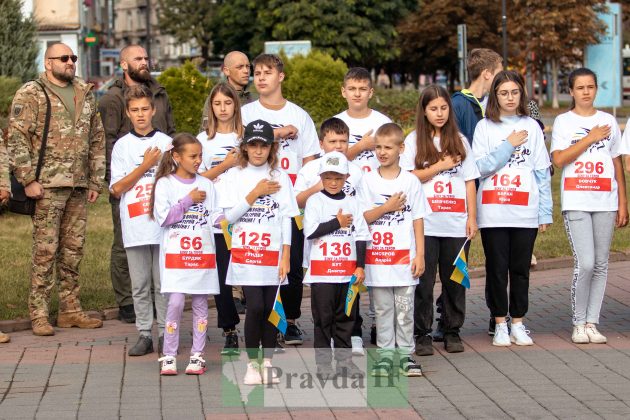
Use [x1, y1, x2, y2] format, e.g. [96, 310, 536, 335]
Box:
[366, 224, 411, 266]
[564, 152, 613, 192]
[423, 174, 466, 213]
[127, 181, 153, 218]
[278, 143, 299, 184]
[231, 223, 281, 266]
[310, 233, 356, 276]
[481, 166, 531, 206]
[164, 227, 216, 269]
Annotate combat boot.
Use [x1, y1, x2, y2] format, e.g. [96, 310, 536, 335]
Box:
[32, 318, 55, 336]
[57, 312, 103, 329]
[0, 330, 10, 343]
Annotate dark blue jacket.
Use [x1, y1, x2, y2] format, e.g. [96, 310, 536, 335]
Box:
[452, 90, 484, 147]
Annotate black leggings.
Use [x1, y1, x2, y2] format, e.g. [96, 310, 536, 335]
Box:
[242, 285, 277, 359]
[213, 234, 240, 331]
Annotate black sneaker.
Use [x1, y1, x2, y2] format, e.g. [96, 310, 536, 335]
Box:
[284, 324, 304, 345]
[336, 359, 364, 378]
[316, 363, 336, 380]
[400, 357, 423, 377]
[118, 304, 136, 323]
[444, 332, 464, 353]
[371, 358, 393, 377]
[128, 335, 153, 356]
[370, 325, 377, 345]
[221, 330, 239, 355]
[415, 334, 434, 356]
[433, 319, 445, 342]
[233, 298, 246, 315]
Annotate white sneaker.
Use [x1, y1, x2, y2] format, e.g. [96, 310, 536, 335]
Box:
[585, 324, 607, 344]
[159, 355, 177, 375]
[261, 360, 280, 384]
[351, 336, 365, 356]
[185, 353, 206, 375]
[510, 322, 533, 346]
[243, 361, 262, 385]
[572, 325, 589, 344]
[492, 322, 511, 346]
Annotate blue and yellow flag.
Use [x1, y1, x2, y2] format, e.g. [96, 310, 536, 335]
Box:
[450, 239, 470, 289]
[220, 219, 233, 250]
[268, 285, 288, 334]
[345, 275, 368, 317]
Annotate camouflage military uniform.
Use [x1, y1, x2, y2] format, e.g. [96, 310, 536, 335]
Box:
[7, 73, 105, 321]
[0, 140, 9, 192]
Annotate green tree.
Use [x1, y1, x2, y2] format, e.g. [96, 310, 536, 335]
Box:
[510, 0, 607, 108]
[157, 61, 212, 134]
[396, 0, 502, 87]
[0, 0, 39, 82]
[282, 50, 348, 124]
[212, 0, 417, 65]
[158, 0, 218, 62]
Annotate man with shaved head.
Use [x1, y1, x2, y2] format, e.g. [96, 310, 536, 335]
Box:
[99, 44, 175, 327]
[7, 43, 105, 335]
[200, 50, 257, 130]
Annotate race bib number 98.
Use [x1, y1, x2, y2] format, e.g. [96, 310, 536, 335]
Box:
[366, 225, 411, 266]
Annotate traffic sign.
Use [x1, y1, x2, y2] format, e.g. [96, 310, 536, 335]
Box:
[100, 48, 120, 59]
[84, 31, 98, 46]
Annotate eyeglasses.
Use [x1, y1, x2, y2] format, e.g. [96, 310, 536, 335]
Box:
[48, 55, 78, 63]
[497, 89, 521, 98]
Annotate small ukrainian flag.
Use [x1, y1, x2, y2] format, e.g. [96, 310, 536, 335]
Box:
[268, 285, 288, 334]
[450, 239, 470, 289]
[345, 275, 368, 317]
[220, 219, 233, 250]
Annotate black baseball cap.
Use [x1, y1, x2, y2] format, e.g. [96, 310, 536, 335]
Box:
[243, 119, 274, 144]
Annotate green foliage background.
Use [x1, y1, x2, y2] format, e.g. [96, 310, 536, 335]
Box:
[157, 62, 213, 134]
[0, 0, 39, 82]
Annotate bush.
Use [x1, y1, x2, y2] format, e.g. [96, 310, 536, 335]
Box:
[282, 50, 348, 126]
[370, 88, 420, 131]
[157, 61, 212, 134]
[0, 76, 22, 132]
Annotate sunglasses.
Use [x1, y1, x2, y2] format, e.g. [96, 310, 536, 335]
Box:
[49, 55, 78, 63]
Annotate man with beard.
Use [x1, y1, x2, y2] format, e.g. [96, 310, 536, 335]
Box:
[7, 43, 105, 336]
[99, 44, 175, 325]
[200, 51, 256, 130]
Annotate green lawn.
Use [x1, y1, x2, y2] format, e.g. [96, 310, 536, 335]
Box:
[1, 177, 629, 320]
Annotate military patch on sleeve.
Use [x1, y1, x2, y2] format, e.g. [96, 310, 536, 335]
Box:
[12, 104, 24, 117]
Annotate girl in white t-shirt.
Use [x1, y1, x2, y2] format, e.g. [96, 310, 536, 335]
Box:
[400, 85, 480, 356]
[551, 68, 628, 344]
[197, 82, 243, 356]
[473, 71, 552, 347]
[151, 133, 221, 376]
[215, 120, 299, 386]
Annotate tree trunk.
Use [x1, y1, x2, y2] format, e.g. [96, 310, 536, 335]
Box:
[551, 58, 559, 109]
[538, 62, 544, 108]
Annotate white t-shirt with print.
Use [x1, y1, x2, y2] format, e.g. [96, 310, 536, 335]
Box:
[473, 116, 550, 228]
[242, 100, 320, 184]
[110, 131, 172, 248]
[335, 109, 392, 172]
[153, 174, 220, 295]
[401, 131, 480, 237]
[215, 163, 299, 286]
[197, 130, 240, 234]
[363, 170, 430, 287]
[620, 117, 630, 155]
[303, 193, 371, 284]
[551, 110, 622, 212]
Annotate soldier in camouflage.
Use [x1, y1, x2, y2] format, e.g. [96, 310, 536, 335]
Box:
[7, 43, 105, 336]
[0, 140, 10, 343]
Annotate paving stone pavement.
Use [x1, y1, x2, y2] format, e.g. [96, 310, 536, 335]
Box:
[1, 261, 630, 419]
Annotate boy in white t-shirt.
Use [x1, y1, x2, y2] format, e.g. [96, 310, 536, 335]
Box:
[241, 54, 320, 345]
[294, 117, 370, 355]
[303, 151, 370, 379]
[336, 67, 392, 173]
[109, 85, 172, 356]
[363, 123, 428, 377]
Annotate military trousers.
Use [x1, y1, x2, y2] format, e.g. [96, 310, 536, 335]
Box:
[29, 187, 87, 320]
